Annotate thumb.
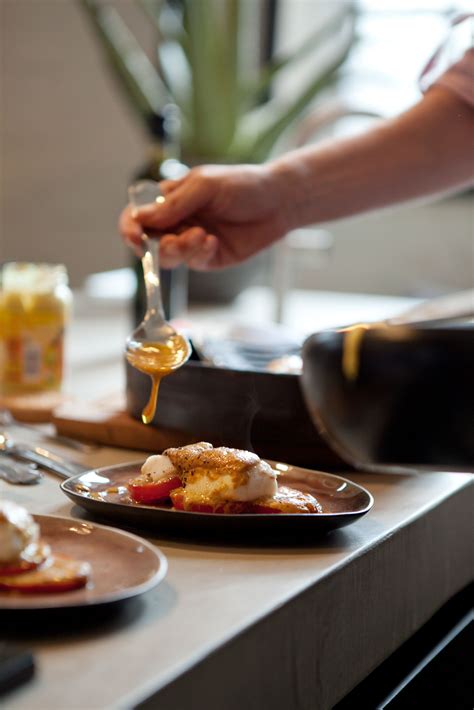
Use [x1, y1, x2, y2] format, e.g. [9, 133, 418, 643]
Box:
[134, 178, 210, 229]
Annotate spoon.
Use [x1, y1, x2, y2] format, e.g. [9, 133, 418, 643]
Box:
[126, 180, 191, 424]
[0, 457, 42, 485]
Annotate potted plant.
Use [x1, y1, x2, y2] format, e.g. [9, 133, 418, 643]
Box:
[78, 0, 359, 306]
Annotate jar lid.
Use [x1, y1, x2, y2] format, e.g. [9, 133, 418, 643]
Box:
[1, 262, 68, 292]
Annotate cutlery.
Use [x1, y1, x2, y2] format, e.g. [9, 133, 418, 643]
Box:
[0, 408, 97, 453]
[125, 180, 191, 423]
[0, 457, 43, 485]
[0, 433, 87, 480]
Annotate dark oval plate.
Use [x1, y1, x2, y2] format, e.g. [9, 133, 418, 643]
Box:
[61, 461, 373, 538]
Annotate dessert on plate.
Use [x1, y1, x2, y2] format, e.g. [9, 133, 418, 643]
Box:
[0, 500, 91, 593]
[128, 442, 323, 514]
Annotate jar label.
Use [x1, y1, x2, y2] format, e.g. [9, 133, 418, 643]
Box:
[22, 339, 43, 384]
[0, 327, 64, 394]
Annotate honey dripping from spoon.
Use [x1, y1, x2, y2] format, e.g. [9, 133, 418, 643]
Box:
[126, 334, 190, 424]
[126, 180, 191, 424]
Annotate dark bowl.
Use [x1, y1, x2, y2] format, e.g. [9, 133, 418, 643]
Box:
[125, 360, 346, 470]
[300, 323, 474, 470]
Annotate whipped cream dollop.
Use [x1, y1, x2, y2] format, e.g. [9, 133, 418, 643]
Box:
[140, 454, 177, 482]
[0, 500, 40, 564]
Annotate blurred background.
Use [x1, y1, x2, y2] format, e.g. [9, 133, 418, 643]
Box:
[1, 0, 473, 309]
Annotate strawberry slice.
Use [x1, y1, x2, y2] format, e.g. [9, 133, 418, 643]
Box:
[128, 475, 182, 504]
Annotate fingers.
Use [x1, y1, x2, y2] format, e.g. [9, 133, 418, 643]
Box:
[135, 176, 211, 230]
[119, 205, 144, 256]
[159, 178, 185, 195]
[159, 229, 218, 270]
[187, 235, 218, 270]
[159, 234, 187, 269]
[119, 172, 219, 268]
[119, 201, 219, 268]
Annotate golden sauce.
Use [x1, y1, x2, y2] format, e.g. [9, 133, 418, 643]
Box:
[341, 321, 388, 381]
[126, 334, 191, 424]
[341, 324, 370, 382]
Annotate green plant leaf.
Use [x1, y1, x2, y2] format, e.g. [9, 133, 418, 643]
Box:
[231, 29, 354, 163]
[79, 0, 358, 163]
[138, 0, 189, 107]
[139, 0, 185, 45]
[241, 3, 357, 108]
[157, 39, 192, 119]
[138, 0, 164, 33]
[182, 0, 240, 158]
[78, 0, 169, 130]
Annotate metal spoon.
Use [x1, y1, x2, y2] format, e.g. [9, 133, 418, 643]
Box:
[0, 457, 43, 485]
[0, 433, 87, 480]
[125, 180, 191, 423]
[0, 408, 97, 453]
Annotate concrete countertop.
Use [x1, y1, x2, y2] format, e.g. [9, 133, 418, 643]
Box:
[2, 288, 471, 709]
[1, 440, 471, 709]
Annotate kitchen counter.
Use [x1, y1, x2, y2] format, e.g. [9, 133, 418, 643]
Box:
[2, 288, 471, 709]
[1, 442, 471, 710]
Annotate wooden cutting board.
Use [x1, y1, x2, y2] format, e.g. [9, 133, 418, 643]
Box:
[0, 392, 74, 423]
[52, 395, 193, 452]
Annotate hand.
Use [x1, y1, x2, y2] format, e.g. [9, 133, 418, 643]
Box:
[119, 164, 291, 270]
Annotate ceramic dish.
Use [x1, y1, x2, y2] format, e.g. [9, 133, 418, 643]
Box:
[61, 461, 374, 536]
[0, 515, 167, 610]
[301, 323, 474, 469]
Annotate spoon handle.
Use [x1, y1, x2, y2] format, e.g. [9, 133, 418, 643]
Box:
[128, 180, 167, 325]
[4, 443, 87, 479]
[142, 237, 166, 322]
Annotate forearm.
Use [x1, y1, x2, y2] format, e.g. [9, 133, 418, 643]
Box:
[269, 87, 474, 230]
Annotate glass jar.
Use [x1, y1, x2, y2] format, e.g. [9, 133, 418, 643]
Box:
[0, 263, 72, 395]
